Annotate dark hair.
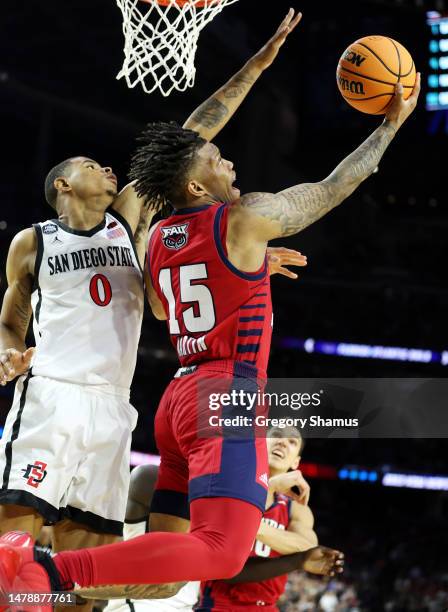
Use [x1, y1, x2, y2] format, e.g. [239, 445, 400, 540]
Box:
[129, 121, 206, 214]
[44, 158, 74, 210]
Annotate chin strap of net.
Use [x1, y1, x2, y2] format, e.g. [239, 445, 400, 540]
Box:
[116, 0, 239, 97]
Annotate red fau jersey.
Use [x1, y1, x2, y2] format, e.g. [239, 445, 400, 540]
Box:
[198, 494, 292, 610]
[148, 203, 273, 376]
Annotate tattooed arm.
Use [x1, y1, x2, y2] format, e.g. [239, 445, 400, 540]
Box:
[232, 76, 420, 243]
[76, 581, 185, 601]
[112, 11, 301, 230]
[183, 9, 302, 141]
[134, 204, 156, 269]
[0, 229, 36, 385]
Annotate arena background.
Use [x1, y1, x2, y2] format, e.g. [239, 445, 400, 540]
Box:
[1, 1, 447, 609]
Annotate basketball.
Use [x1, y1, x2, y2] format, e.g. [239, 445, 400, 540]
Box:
[336, 36, 416, 115]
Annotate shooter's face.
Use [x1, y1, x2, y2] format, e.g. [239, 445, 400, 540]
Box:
[190, 143, 240, 203]
[63, 157, 118, 203]
[267, 429, 301, 474]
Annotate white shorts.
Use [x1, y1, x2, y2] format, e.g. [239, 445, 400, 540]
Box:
[0, 374, 138, 535]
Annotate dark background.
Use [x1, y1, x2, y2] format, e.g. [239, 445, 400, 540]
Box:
[1, 1, 447, 609]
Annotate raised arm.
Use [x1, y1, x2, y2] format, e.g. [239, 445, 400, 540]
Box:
[183, 9, 302, 141]
[0, 229, 36, 385]
[112, 10, 301, 233]
[234, 75, 420, 242]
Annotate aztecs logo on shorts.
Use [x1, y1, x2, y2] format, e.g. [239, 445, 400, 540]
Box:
[21, 461, 48, 488]
[160, 223, 189, 250]
[42, 223, 58, 235]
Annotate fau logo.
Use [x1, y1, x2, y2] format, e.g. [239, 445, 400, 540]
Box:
[161, 223, 189, 250]
[21, 461, 48, 488]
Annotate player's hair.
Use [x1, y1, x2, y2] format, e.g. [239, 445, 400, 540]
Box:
[129, 121, 206, 214]
[44, 158, 74, 210]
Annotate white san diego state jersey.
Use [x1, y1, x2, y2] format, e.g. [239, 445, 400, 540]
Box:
[30, 210, 143, 394]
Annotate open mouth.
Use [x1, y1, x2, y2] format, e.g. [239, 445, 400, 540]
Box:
[271, 448, 285, 459]
[107, 175, 117, 184]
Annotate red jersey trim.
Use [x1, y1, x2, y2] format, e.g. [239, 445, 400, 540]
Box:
[214, 204, 268, 281]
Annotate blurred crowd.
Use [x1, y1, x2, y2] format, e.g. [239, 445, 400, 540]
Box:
[280, 574, 360, 611]
[279, 566, 448, 611]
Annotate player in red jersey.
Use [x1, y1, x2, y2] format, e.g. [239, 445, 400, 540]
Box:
[0, 11, 419, 599]
[197, 427, 322, 611]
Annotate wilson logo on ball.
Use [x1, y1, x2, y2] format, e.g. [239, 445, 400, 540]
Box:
[337, 75, 365, 95]
[343, 51, 367, 67]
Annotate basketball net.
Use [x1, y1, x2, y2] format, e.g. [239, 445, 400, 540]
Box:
[115, 0, 239, 97]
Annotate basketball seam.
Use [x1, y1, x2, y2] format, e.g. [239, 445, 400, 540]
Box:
[401, 59, 415, 79]
[338, 65, 414, 87]
[377, 97, 394, 113]
[356, 41, 400, 78]
[343, 93, 394, 101]
[387, 38, 401, 83]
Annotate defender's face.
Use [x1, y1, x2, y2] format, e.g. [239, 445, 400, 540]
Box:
[267, 428, 301, 474]
[66, 157, 118, 200]
[193, 143, 240, 202]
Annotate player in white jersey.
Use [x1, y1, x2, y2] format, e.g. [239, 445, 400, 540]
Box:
[0, 10, 303, 592]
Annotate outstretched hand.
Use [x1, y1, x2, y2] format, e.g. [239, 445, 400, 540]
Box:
[385, 72, 421, 130]
[251, 9, 302, 72]
[267, 247, 307, 279]
[302, 546, 345, 577]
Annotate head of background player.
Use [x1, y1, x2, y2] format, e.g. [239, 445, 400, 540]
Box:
[267, 426, 304, 477]
[129, 121, 239, 213]
[44, 156, 118, 214]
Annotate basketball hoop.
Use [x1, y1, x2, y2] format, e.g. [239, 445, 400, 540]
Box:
[115, 0, 239, 97]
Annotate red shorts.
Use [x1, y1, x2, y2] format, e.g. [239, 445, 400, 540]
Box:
[150, 360, 269, 519]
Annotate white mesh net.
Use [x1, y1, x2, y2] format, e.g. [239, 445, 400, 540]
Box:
[115, 0, 239, 97]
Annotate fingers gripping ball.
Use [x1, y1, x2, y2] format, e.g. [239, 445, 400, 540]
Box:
[336, 36, 416, 115]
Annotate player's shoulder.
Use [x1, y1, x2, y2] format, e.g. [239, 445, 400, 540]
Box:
[6, 227, 38, 279]
[9, 227, 37, 256]
[290, 501, 315, 527]
[227, 194, 276, 239]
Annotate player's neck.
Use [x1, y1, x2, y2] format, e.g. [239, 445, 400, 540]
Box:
[57, 199, 108, 230]
[173, 193, 221, 211]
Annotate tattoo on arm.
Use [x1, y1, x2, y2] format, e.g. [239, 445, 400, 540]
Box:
[241, 120, 397, 237]
[223, 72, 256, 99]
[121, 582, 183, 600]
[185, 64, 258, 134]
[188, 98, 229, 130]
[76, 581, 185, 601]
[331, 120, 397, 182]
[134, 214, 150, 244]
